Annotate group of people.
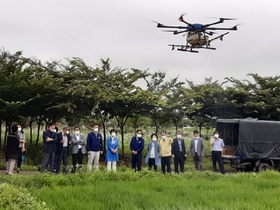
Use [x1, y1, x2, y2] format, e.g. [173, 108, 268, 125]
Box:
[132, 129, 225, 174]
[5, 121, 225, 175]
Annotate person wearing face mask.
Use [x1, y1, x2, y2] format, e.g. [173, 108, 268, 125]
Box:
[171, 131, 187, 174]
[71, 126, 86, 173]
[189, 130, 205, 171]
[55, 125, 71, 174]
[105, 129, 119, 172]
[6, 124, 20, 175]
[87, 124, 103, 171]
[159, 132, 173, 173]
[210, 131, 225, 174]
[145, 134, 160, 171]
[41, 122, 57, 173]
[130, 130, 144, 171]
[16, 124, 26, 173]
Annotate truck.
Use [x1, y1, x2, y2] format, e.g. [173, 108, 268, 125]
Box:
[216, 118, 280, 172]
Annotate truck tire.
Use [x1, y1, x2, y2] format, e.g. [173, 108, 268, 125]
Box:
[258, 163, 270, 172]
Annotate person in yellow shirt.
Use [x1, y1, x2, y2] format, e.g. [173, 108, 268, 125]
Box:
[159, 132, 173, 173]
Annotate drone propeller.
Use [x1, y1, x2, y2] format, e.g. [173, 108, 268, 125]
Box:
[205, 31, 217, 36]
[178, 14, 193, 27]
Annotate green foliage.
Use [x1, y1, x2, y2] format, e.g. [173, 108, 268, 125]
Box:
[5, 170, 279, 210]
[0, 183, 49, 210]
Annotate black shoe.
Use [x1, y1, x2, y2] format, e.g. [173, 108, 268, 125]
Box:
[17, 169, 19, 173]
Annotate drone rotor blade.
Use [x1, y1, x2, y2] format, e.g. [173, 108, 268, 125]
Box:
[178, 14, 193, 27]
[206, 25, 238, 31]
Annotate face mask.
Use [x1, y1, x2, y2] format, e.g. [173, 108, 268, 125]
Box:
[152, 138, 157, 142]
[53, 129, 56, 133]
[195, 136, 199, 139]
[137, 134, 142, 138]
[93, 128, 98, 132]
[162, 136, 166, 140]
[17, 128, 22, 132]
[111, 133, 116, 137]
[66, 131, 70, 134]
[75, 131, 80, 135]
[177, 135, 182, 139]
[214, 134, 219, 139]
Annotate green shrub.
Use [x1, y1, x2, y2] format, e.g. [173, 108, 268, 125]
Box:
[0, 183, 49, 210]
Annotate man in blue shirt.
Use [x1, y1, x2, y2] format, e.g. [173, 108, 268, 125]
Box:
[172, 131, 187, 173]
[210, 131, 225, 174]
[130, 130, 144, 171]
[87, 124, 103, 171]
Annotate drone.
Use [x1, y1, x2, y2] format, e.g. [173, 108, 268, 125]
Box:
[156, 15, 238, 53]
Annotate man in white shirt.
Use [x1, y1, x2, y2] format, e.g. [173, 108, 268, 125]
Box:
[189, 130, 205, 171]
[210, 131, 225, 174]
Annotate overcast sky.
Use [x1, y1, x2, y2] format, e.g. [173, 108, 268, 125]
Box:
[1, 0, 280, 85]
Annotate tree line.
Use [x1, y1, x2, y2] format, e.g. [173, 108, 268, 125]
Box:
[1, 49, 280, 156]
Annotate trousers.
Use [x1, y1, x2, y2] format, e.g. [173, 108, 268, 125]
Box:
[107, 161, 117, 172]
[193, 152, 204, 171]
[87, 151, 100, 171]
[211, 151, 225, 174]
[41, 152, 54, 173]
[6, 159, 16, 174]
[56, 148, 68, 174]
[161, 156, 171, 173]
[131, 153, 142, 171]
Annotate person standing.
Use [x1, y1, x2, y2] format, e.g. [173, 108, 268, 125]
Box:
[16, 124, 26, 173]
[71, 126, 86, 173]
[87, 124, 103, 171]
[105, 129, 119, 172]
[145, 134, 161, 171]
[55, 125, 71, 174]
[41, 122, 57, 173]
[189, 130, 205, 171]
[6, 124, 20, 175]
[172, 131, 187, 174]
[130, 130, 144, 171]
[210, 131, 225, 174]
[159, 132, 173, 173]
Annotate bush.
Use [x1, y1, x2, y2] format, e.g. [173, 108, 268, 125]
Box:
[0, 183, 49, 210]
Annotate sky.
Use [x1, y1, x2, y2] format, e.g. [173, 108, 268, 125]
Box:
[1, 0, 280, 86]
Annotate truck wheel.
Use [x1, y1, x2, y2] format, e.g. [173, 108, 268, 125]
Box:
[258, 163, 270, 172]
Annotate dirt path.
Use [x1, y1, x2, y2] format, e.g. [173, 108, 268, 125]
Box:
[0, 170, 39, 175]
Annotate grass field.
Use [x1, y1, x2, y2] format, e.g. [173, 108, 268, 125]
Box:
[1, 170, 280, 210]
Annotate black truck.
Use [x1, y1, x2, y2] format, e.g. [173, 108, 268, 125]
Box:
[216, 118, 280, 172]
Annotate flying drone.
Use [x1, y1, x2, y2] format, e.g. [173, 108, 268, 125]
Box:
[156, 15, 238, 53]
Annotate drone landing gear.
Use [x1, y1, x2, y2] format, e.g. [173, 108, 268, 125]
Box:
[177, 48, 198, 53]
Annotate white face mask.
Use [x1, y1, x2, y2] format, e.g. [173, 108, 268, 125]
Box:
[66, 131, 70, 134]
[194, 136, 199, 139]
[162, 136, 166, 140]
[177, 135, 182, 139]
[111, 132, 116, 137]
[152, 138, 157, 142]
[93, 128, 98, 132]
[75, 131, 80, 135]
[214, 134, 219, 139]
[137, 134, 142, 138]
[17, 128, 22, 132]
[53, 129, 56, 133]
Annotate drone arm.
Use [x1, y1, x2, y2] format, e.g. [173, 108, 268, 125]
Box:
[206, 25, 238, 31]
[208, 32, 229, 45]
[157, 23, 188, 29]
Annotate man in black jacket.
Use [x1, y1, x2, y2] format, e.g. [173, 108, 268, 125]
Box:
[172, 131, 187, 173]
[41, 122, 57, 173]
[55, 125, 71, 174]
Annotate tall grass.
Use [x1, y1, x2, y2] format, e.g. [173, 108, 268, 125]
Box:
[1, 170, 280, 209]
[24, 170, 280, 210]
